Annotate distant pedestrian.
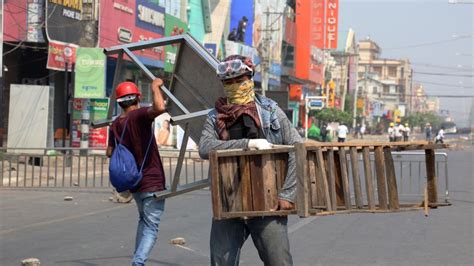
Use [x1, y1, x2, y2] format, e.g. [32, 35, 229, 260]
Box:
[403, 123, 410, 141]
[320, 124, 328, 142]
[354, 123, 361, 139]
[425, 123, 432, 141]
[106, 79, 167, 266]
[395, 123, 404, 142]
[360, 124, 366, 139]
[337, 123, 349, 143]
[435, 127, 445, 144]
[388, 122, 395, 142]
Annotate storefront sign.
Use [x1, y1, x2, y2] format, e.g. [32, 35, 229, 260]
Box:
[325, 0, 339, 49]
[46, 40, 77, 71]
[46, 0, 98, 46]
[164, 14, 186, 72]
[74, 48, 106, 99]
[311, 0, 325, 49]
[135, 0, 165, 35]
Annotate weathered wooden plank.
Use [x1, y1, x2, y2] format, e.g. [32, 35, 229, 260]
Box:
[383, 147, 399, 210]
[316, 148, 332, 211]
[350, 147, 363, 209]
[219, 157, 242, 212]
[250, 155, 265, 211]
[209, 151, 222, 219]
[338, 148, 352, 210]
[296, 143, 309, 217]
[307, 152, 318, 208]
[333, 150, 345, 206]
[325, 149, 337, 210]
[275, 153, 288, 191]
[362, 147, 375, 210]
[374, 146, 388, 210]
[425, 149, 438, 206]
[239, 155, 252, 212]
[214, 147, 294, 157]
[220, 210, 296, 219]
[262, 154, 278, 210]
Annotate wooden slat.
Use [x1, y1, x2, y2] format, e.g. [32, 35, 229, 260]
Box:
[425, 149, 438, 206]
[338, 148, 352, 210]
[275, 154, 288, 191]
[316, 148, 332, 211]
[374, 146, 388, 210]
[219, 157, 242, 212]
[239, 155, 252, 212]
[383, 147, 399, 210]
[250, 155, 265, 211]
[262, 154, 278, 210]
[220, 210, 296, 219]
[325, 149, 337, 211]
[333, 150, 345, 207]
[308, 152, 319, 208]
[209, 151, 222, 219]
[296, 143, 309, 217]
[362, 147, 375, 210]
[350, 147, 363, 209]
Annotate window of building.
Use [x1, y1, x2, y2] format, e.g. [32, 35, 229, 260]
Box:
[388, 66, 397, 77]
[389, 85, 396, 94]
[372, 66, 382, 76]
[373, 86, 378, 94]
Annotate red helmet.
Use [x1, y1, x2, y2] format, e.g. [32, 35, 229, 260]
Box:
[217, 55, 255, 80]
[115, 82, 141, 99]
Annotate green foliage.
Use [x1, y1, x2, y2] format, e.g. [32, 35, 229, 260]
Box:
[403, 112, 443, 129]
[312, 108, 352, 125]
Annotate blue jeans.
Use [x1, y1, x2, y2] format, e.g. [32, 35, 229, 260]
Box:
[132, 192, 165, 266]
[210, 216, 293, 266]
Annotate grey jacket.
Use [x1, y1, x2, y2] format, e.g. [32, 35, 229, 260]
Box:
[198, 94, 302, 203]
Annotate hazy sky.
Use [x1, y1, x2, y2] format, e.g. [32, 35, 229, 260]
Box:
[339, 0, 473, 126]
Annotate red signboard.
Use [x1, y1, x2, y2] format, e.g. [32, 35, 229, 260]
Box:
[325, 0, 339, 49]
[46, 41, 77, 71]
[99, 0, 165, 63]
[311, 0, 325, 49]
[3, 0, 28, 41]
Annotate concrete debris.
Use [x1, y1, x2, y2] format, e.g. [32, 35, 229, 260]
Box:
[169, 237, 186, 245]
[48, 176, 54, 180]
[64, 196, 74, 201]
[21, 258, 41, 266]
[10, 167, 16, 171]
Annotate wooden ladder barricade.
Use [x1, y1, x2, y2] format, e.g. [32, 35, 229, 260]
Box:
[296, 141, 448, 217]
[209, 147, 295, 219]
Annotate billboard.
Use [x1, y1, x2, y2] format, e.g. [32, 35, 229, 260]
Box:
[311, 0, 325, 49]
[46, 40, 77, 71]
[46, 0, 98, 46]
[3, 0, 27, 41]
[229, 0, 254, 46]
[325, 0, 339, 49]
[164, 14, 186, 72]
[74, 48, 106, 99]
[72, 99, 109, 148]
[99, 0, 165, 66]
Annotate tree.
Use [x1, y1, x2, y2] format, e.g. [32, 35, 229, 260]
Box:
[403, 111, 442, 130]
[311, 108, 352, 125]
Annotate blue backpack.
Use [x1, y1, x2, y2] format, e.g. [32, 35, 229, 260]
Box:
[109, 118, 153, 192]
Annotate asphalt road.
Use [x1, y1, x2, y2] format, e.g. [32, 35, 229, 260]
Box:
[1, 149, 473, 266]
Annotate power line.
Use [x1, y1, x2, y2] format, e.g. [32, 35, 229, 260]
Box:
[384, 35, 473, 50]
[413, 80, 474, 89]
[413, 71, 474, 78]
[412, 62, 474, 72]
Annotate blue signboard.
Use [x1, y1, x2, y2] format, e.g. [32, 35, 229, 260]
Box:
[229, 0, 254, 46]
[136, 0, 165, 35]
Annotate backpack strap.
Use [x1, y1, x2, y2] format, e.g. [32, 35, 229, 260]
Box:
[138, 128, 154, 174]
[111, 118, 129, 146]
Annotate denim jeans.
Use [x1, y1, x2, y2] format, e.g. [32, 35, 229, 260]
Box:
[210, 216, 293, 266]
[132, 192, 165, 266]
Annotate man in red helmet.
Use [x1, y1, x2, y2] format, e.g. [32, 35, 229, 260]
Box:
[199, 55, 301, 266]
[106, 78, 167, 266]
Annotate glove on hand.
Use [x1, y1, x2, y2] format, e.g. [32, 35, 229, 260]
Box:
[248, 139, 273, 150]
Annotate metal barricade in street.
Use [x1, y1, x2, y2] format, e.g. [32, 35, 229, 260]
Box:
[0, 147, 209, 190]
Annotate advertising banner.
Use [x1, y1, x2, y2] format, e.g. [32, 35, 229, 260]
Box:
[3, 0, 27, 41]
[72, 99, 109, 148]
[27, 0, 45, 42]
[311, 0, 325, 49]
[325, 0, 339, 49]
[99, 0, 165, 66]
[74, 48, 106, 99]
[46, 0, 98, 46]
[229, 0, 254, 46]
[164, 14, 186, 72]
[46, 40, 77, 71]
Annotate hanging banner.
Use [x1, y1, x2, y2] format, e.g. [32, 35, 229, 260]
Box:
[27, 0, 45, 42]
[164, 14, 186, 72]
[46, 0, 98, 46]
[74, 48, 106, 99]
[46, 40, 77, 71]
[89, 99, 109, 148]
[3, 0, 27, 41]
[311, 0, 325, 49]
[325, 0, 339, 49]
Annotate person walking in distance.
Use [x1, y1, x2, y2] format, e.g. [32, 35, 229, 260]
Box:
[403, 123, 410, 141]
[106, 79, 167, 266]
[425, 123, 432, 141]
[337, 123, 349, 143]
[388, 122, 395, 142]
[359, 124, 366, 139]
[435, 126, 445, 144]
[199, 54, 301, 266]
